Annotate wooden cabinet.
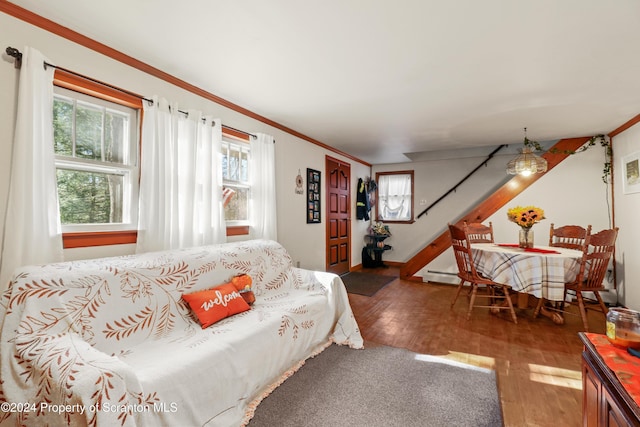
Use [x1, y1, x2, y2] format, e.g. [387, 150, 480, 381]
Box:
[580, 333, 640, 426]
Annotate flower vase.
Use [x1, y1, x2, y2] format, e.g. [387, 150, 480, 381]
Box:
[519, 227, 534, 249]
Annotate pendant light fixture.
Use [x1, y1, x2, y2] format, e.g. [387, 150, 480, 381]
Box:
[506, 128, 548, 176]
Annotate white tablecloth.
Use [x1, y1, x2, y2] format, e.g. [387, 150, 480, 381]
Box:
[471, 243, 582, 301]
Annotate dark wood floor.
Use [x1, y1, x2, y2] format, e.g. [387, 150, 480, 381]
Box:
[347, 267, 607, 427]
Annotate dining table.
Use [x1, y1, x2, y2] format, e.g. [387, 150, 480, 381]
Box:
[470, 242, 584, 323]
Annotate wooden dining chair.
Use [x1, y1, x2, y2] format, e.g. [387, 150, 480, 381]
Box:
[464, 221, 494, 243]
[535, 227, 618, 331]
[549, 223, 592, 250]
[449, 223, 518, 324]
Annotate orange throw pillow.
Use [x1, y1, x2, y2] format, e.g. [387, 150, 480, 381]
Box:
[182, 283, 250, 328]
[231, 274, 256, 305]
[231, 274, 252, 292]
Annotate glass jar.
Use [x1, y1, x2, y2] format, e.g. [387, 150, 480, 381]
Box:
[606, 307, 640, 349]
[518, 227, 534, 249]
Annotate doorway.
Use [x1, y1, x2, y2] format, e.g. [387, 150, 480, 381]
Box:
[325, 156, 351, 275]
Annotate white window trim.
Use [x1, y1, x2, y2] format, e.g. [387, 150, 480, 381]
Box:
[222, 137, 251, 227]
[53, 86, 140, 233]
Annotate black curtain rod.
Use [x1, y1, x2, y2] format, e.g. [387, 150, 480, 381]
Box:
[6, 46, 258, 139]
[6, 46, 22, 68]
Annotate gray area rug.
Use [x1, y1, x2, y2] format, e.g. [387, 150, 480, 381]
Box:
[248, 344, 503, 427]
[340, 272, 395, 296]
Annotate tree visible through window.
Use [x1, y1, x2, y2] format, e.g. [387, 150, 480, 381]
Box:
[376, 171, 414, 223]
[53, 86, 139, 230]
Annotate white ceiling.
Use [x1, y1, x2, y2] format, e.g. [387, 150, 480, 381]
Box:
[9, 0, 640, 164]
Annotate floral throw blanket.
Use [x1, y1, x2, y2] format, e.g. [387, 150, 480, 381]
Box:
[0, 239, 363, 427]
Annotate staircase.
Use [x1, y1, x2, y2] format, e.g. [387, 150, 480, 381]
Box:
[399, 137, 592, 280]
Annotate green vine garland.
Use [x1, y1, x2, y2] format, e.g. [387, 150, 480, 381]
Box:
[523, 134, 611, 183]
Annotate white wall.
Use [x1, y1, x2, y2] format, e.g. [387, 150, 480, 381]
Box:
[611, 122, 640, 311]
[0, 13, 370, 274]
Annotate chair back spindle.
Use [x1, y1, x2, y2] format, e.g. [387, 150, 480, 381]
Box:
[450, 224, 476, 281]
[464, 221, 494, 244]
[574, 227, 618, 292]
[549, 223, 592, 250]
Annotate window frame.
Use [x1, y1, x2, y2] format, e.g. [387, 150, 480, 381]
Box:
[52, 71, 256, 244]
[375, 170, 415, 224]
[222, 128, 251, 236]
[53, 69, 142, 248]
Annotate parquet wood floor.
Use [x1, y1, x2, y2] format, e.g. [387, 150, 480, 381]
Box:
[347, 267, 607, 427]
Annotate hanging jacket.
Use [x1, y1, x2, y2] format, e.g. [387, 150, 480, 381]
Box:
[356, 178, 370, 221]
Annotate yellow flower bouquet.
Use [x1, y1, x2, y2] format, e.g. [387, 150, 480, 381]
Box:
[507, 206, 545, 229]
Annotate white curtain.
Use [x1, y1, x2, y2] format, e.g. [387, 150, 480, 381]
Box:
[379, 173, 412, 221]
[249, 133, 277, 240]
[0, 47, 63, 290]
[136, 97, 225, 253]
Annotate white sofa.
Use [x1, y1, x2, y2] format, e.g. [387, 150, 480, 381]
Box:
[0, 239, 363, 427]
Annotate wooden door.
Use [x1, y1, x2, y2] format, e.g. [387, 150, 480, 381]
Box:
[326, 156, 350, 275]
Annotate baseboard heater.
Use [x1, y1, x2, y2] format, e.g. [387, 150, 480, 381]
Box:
[422, 270, 459, 285]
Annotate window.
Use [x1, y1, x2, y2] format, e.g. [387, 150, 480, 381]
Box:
[53, 81, 140, 239]
[221, 134, 250, 234]
[376, 171, 414, 223]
